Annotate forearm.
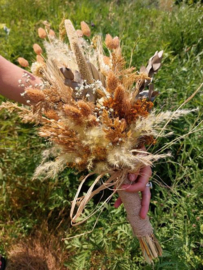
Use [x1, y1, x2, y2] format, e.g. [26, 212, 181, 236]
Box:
[0, 56, 41, 105]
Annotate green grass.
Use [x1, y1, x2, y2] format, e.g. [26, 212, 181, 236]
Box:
[0, 0, 203, 269]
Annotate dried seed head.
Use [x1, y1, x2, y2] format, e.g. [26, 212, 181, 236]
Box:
[103, 56, 110, 66]
[48, 29, 55, 37]
[114, 84, 125, 103]
[77, 100, 92, 117]
[36, 55, 44, 63]
[107, 71, 118, 93]
[33, 43, 43, 55]
[112, 36, 120, 49]
[25, 88, 45, 103]
[38, 27, 47, 39]
[81, 21, 91, 37]
[105, 34, 114, 50]
[17, 57, 29, 67]
[45, 109, 59, 120]
[63, 104, 82, 123]
[76, 29, 83, 37]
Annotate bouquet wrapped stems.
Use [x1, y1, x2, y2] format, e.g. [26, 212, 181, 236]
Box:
[117, 175, 162, 263]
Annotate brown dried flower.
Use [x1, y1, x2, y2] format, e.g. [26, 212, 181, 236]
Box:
[25, 88, 45, 103]
[48, 29, 55, 37]
[105, 34, 114, 50]
[112, 36, 120, 49]
[36, 55, 44, 63]
[107, 71, 118, 93]
[17, 57, 29, 67]
[33, 43, 43, 55]
[80, 21, 91, 37]
[38, 28, 47, 39]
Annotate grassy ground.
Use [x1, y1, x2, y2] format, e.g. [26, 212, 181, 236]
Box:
[0, 0, 203, 269]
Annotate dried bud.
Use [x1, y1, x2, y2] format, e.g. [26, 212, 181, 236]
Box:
[105, 34, 114, 50]
[17, 57, 29, 67]
[107, 71, 118, 93]
[38, 27, 47, 39]
[48, 29, 55, 37]
[76, 29, 83, 37]
[112, 36, 120, 49]
[25, 88, 45, 103]
[81, 21, 91, 37]
[36, 55, 44, 63]
[33, 43, 42, 55]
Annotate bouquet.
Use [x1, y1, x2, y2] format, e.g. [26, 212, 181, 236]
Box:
[0, 19, 195, 263]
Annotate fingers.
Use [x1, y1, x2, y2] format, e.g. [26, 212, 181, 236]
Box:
[122, 166, 152, 193]
[128, 173, 139, 182]
[140, 186, 151, 219]
[114, 197, 122, 208]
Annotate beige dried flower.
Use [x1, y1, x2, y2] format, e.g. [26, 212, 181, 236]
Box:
[33, 43, 43, 55]
[17, 57, 29, 67]
[38, 27, 47, 39]
[45, 110, 59, 120]
[81, 21, 91, 37]
[25, 88, 45, 103]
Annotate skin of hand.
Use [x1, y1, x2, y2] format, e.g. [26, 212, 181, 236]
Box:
[114, 166, 152, 219]
[0, 56, 41, 105]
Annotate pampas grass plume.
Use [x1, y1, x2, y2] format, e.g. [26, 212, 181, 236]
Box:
[33, 43, 43, 55]
[17, 57, 29, 67]
[80, 21, 91, 37]
[38, 27, 47, 38]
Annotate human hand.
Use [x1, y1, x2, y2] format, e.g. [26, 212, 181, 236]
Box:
[114, 165, 152, 219]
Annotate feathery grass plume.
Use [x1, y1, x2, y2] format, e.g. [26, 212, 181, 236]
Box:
[77, 100, 93, 117]
[44, 109, 59, 120]
[63, 104, 83, 125]
[76, 29, 83, 37]
[38, 27, 47, 38]
[17, 57, 29, 67]
[25, 88, 45, 103]
[81, 21, 91, 37]
[33, 43, 43, 55]
[103, 56, 110, 66]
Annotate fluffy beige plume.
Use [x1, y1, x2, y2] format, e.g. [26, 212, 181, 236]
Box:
[107, 147, 170, 171]
[131, 109, 196, 140]
[33, 153, 73, 180]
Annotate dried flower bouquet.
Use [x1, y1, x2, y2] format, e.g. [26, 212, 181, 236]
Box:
[0, 19, 194, 263]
